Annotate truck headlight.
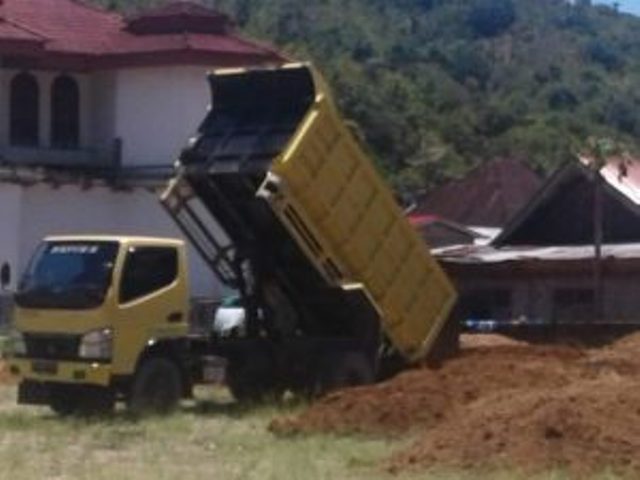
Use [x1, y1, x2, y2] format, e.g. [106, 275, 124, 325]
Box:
[78, 328, 113, 360]
[7, 330, 26, 357]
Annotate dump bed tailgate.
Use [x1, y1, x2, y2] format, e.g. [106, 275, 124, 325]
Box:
[263, 68, 456, 360]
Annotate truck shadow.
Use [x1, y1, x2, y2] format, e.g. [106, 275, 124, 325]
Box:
[184, 395, 308, 418]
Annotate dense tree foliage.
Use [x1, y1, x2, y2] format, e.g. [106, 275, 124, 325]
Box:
[94, 0, 640, 195]
[467, 0, 516, 38]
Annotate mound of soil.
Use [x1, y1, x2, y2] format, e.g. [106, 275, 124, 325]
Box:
[270, 333, 640, 478]
[270, 341, 585, 436]
[391, 378, 640, 478]
[271, 369, 452, 436]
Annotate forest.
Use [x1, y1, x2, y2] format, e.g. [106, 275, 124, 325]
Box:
[93, 0, 640, 194]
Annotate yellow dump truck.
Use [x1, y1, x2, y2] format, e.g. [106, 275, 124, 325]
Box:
[7, 63, 457, 414]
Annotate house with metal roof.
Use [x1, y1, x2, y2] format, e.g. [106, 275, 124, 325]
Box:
[436, 158, 640, 335]
[0, 0, 283, 316]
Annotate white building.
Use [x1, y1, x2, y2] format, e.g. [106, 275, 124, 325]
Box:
[0, 0, 282, 302]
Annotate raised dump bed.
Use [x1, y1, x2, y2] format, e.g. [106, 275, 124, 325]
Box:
[162, 63, 456, 364]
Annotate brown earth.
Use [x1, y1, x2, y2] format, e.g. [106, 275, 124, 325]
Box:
[270, 333, 640, 478]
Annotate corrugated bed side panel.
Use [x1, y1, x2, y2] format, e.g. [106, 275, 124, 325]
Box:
[271, 95, 457, 360]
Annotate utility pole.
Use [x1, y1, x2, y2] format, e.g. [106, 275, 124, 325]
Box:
[586, 137, 626, 323]
[593, 168, 603, 323]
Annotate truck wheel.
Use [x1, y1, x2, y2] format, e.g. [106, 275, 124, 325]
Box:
[128, 358, 182, 415]
[319, 352, 375, 394]
[49, 385, 80, 416]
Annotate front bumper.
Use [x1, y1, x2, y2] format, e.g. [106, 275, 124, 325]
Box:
[8, 358, 112, 387]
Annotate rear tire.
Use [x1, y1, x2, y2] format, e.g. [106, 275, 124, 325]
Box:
[318, 351, 375, 394]
[227, 363, 281, 404]
[128, 358, 182, 415]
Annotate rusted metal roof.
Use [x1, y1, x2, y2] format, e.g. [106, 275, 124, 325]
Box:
[414, 158, 542, 227]
[407, 214, 485, 248]
[435, 243, 640, 264]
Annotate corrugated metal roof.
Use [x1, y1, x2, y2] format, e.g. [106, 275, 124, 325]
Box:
[494, 158, 640, 247]
[435, 243, 640, 264]
[590, 156, 640, 206]
[414, 158, 542, 228]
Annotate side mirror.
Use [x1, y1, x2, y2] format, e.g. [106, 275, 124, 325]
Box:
[1, 263, 11, 290]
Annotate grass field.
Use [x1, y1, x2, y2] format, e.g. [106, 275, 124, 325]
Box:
[0, 385, 627, 480]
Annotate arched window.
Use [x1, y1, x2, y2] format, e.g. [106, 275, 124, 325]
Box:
[51, 75, 80, 149]
[10, 73, 40, 147]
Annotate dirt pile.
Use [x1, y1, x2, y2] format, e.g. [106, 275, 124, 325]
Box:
[270, 333, 640, 478]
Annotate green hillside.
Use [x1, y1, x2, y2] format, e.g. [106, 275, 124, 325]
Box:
[96, 0, 640, 194]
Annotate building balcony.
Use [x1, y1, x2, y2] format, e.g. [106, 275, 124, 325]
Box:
[0, 139, 121, 170]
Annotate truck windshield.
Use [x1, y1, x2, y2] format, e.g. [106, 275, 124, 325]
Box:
[16, 241, 119, 310]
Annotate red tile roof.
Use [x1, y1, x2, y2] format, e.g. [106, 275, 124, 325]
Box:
[0, 20, 45, 43]
[125, 1, 232, 34]
[415, 158, 542, 227]
[0, 0, 283, 70]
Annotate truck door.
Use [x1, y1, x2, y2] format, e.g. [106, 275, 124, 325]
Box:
[111, 245, 188, 375]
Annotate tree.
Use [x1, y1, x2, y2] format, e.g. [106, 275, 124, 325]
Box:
[586, 41, 624, 71]
[467, 0, 516, 38]
[446, 45, 491, 87]
[548, 87, 579, 111]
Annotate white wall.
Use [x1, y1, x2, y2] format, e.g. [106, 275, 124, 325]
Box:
[0, 64, 224, 297]
[114, 66, 210, 166]
[0, 65, 7, 147]
[89, 71, 117, 155]
[0, 65, 211, 165]
[0, 184, 22, 289]
[16, 183, 226, 299]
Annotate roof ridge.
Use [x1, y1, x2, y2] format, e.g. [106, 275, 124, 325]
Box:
[4, 17, 49, 41]
[226, 31, 289, 60]
[66, 0, 119, 16]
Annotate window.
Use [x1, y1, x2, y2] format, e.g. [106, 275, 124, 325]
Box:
[10, 72, 39, 146]
[17, 241, 118, 310]
[119, 247, 178, 304]
[51, 75, 80, 149]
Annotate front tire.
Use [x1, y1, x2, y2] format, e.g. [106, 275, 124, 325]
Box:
[128, 358, 182, 415]
[49, 385, 79, 416]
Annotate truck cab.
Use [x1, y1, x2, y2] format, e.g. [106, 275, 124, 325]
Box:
[7, 235, 191, 415]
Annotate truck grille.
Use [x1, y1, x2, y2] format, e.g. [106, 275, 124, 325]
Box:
[24, 334, 81, 361]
